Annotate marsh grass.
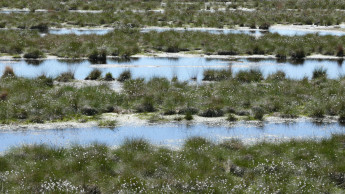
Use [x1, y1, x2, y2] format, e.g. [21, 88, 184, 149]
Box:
[202, 68, 232, 81]
[98, 119, 118, 128]
[118, 70, 132, 82]
[23, 49, 44, 59]
[226, 113, 238, 122]
[312, 67, 327, 80]
[85, 69, 102, 80]
[235, 69, 263, 83]
[1, 30, 345, 58]
[104, 72, 114, 81]
[88, 49, 107, 64]
[1, 135, 345, 192]
[2, 72, 345, 122]
[55, 71, 75, 82]
[1, 66, 15, 79]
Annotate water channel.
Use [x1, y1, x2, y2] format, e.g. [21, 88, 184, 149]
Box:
[0, 57, 344, 81]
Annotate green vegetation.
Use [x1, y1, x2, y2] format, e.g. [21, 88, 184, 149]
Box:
[2, 68, 345, 123]
[98, 119, 118, 128]
[117, 70, 132, 82]
[55, 71, 74, 82]
[85, 69, 102, 80]
[1, 30, 345, 58]
[0, 135, 344, 192]
[202, 68, 232, 81]
[0, 2, 344, 28]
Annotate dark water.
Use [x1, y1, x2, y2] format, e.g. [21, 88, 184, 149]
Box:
[0, 57, 344, 81]
[0, 121, 344, 152]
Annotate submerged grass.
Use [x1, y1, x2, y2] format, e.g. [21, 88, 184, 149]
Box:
[0, 135, 344, 192]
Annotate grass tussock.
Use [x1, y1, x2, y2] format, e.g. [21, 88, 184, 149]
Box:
[85, 69, 102, 80]
[2, 73, 345, 123]
[0, 30, 345, 59]
[55, 71, 74, 82]
[0, 135, 345, 192]
[118, 70, 132, 82]
[98, 119, 118, 128]
[1, 66, 16, 79]
[202, 68, 232, 81]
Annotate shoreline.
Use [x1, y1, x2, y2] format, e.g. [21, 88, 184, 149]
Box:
[0, 53, 343, 61]
[0, 114, 339, 131]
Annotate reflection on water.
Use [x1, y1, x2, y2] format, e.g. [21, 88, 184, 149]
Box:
[0, 121, 344, 152]
[1, 57, 344, 81]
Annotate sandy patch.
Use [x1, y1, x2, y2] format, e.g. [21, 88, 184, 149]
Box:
[0, 114, 338, 131]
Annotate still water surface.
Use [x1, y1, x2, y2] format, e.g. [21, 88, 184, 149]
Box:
[0, 121, 344, 152]
[0, 58, 344, 81]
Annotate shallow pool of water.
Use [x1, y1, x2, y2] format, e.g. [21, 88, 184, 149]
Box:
[45, 27, 345, 36]
[0, 121, 344, 152]
[0, 58, 344, 81]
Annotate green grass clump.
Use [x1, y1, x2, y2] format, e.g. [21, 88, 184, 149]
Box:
[85, 69, 102, 80]
[23, 49, 44, 59]
[118, 70, 132, 82]
[235, 69, 263, 83]
[104, 72, 114, 81]
[88, 49, 107, 64]
[1, 66, 16, 79]
[227, 113, 238, 122]
[202, 68, 232, 81]
[184, 111, 193, 120]
[252, 106, 265, 120]
[55, 71, 74, 82]
[98, 119, 118, 128]
[199, 108, 224, 117]
[267, 70, 286, 81]
[312, 67, 327, 80]
[1, 135, 345, 192]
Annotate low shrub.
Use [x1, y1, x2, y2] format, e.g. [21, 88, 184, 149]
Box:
[118, 70, 132, 82]
[85, 69, 102, 80]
